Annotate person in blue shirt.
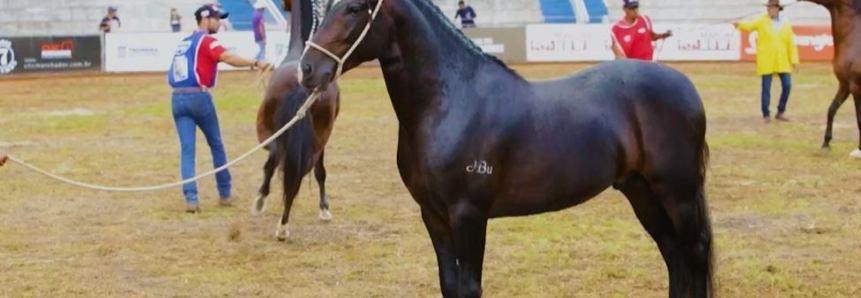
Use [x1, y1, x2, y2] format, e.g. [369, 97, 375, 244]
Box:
[252, 0, 267, 61]
[454, 1, 476, 28]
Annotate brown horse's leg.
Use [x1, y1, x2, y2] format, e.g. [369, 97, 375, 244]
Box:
[617, 173, 680, 298]
[315, 151, 332, 221]
[421, 208, 459, 298]
[452, 202, 488, 298]
[275, 165, 304, 241]
[652, 177, 714, 298]
[823, 84, 850, 151]
[253, 148, 280, 216]
[852, 93, 861, 158]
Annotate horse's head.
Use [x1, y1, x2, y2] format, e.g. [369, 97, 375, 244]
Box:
[299, 0, 392, 91]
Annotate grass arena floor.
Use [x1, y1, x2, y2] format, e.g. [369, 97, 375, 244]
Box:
[1, 62, 860, 298]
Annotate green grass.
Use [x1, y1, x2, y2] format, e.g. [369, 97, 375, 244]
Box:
[1, 63, 861, 297]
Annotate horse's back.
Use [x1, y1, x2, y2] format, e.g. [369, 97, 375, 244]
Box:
[532, 60, 706, 179]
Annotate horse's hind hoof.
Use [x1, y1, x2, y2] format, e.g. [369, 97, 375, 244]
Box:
[850, 149, 861, 159]
[275, 222, 290, 241]
[251, 194, 269, 216]
[820, 146, 831, 155]
[319, 209, 333, 222]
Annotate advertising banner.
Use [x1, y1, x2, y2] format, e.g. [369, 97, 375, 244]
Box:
[526, 24, 741, 62]
[463, 27, 527, 63]
[105, 31, 289, 72]
[526, 24, 614, 62]
[652, 24, 741, 61]
[0, 36, 101, 76]
[741, 25, 834, 61]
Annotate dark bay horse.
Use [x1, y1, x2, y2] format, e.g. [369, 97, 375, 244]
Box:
[804, 0, 861, 158]
[254, 0, 341, 240]
[298, 0, 714, 297]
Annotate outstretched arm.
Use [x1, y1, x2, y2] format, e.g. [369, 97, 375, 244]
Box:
[220, 52, 271, 69]
[651, 30, 672, 41]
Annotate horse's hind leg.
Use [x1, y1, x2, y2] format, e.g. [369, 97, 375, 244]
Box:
[616, 173, 681, 297]
[851, 93, 861, 159]
[822, 84, 850, 151]
[315, 150, 332, 221]
[275, 165, 304, 241]
[252, 146, 278, 216]
[651, 175, 714, 298]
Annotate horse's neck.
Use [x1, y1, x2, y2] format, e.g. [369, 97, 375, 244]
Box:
[285, 0, 314, 61]
[377, 3, 516, 133]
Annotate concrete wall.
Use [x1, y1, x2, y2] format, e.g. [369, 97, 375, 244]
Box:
[433, 0, 545, 27]
[0, 0, 210, 36]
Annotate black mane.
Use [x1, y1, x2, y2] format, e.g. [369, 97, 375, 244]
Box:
[411, 0, 523, 79]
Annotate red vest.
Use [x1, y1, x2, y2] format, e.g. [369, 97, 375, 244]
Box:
[611, 16, 655, 61]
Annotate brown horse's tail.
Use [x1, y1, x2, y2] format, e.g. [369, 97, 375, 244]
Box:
[275, 87, 317, 179]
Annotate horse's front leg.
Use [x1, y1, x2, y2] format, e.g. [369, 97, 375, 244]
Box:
[452, 202, 489, 298]
[421, 208, 459, 298]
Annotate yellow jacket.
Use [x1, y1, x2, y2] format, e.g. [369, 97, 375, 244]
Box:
[737, 14, 800, 75]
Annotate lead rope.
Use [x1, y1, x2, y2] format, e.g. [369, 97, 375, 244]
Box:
[7, 90, 320, 192]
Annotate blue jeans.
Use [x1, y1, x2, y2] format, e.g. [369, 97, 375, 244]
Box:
[255, 41, 266, 61]
[761, 73, 792, 117]
[172, 91, 231, 203]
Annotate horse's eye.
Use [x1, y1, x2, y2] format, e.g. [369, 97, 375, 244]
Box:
[346, 3, 363, 15]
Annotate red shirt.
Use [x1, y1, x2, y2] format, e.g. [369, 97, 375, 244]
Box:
[611, 16, 655, 61]
[196, 33, 226, 88]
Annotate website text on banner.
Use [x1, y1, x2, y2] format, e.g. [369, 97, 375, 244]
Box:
[0, 36, 101, 76]
[105, 32, 288, 72]
[526, 24, 741, 63]
[742, 26, 834, 62]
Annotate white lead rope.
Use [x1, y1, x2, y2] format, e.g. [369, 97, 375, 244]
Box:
[7, 91, 321, 193]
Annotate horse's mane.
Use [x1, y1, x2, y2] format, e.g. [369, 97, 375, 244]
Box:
[411, 0, 523, 79]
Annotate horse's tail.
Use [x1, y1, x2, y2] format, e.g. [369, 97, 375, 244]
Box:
[697, 140, 715, 298]
[274, 87, 317, 180]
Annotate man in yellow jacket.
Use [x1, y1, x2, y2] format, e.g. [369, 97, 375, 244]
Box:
[735, 0, 800, 123]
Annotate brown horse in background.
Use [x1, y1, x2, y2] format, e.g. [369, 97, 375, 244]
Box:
[254, 0, 341, 241]
[803, 0, 861, 158]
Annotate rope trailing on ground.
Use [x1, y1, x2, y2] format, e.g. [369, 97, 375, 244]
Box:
[8, 89, 320, 192]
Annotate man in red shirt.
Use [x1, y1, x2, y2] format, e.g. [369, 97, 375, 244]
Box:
[611, 0, 672, 61]
[167, 4, 271, 213]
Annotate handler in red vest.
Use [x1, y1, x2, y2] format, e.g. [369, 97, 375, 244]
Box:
[611, 0, 672, 61]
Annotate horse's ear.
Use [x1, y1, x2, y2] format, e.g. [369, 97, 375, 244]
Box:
[366, 0, 381, 10]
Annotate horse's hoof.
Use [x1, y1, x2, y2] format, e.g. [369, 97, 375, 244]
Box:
[251, 194, 268, 216]
[319, 209, 333, 222]
[850, 149, 861, 159]
[820, 146, 831, 154]
[275, 223, 290, 241]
